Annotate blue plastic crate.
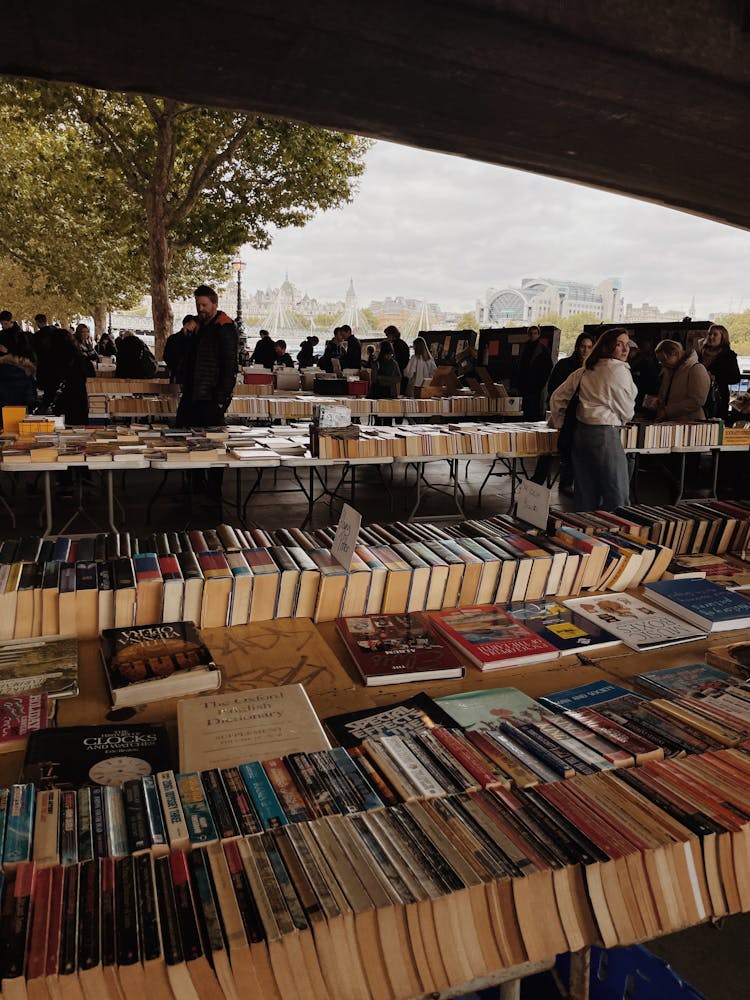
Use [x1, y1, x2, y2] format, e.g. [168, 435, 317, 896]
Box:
[549, 946, 709, 1000]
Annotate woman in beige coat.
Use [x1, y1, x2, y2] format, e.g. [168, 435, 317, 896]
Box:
[655, 340, 710, 421]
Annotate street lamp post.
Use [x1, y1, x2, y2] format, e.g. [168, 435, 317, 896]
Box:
[231, 257, 248, 363]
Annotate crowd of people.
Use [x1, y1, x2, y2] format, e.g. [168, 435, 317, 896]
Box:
[546, 323, 741, 512]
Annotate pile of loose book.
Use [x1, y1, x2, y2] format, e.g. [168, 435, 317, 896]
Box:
[5, 663, 750, 998]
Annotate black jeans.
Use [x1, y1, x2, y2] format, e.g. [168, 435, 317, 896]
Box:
[176, 397, 226, 500]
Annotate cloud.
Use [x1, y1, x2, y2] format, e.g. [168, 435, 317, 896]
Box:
[244, 140, 750, 315]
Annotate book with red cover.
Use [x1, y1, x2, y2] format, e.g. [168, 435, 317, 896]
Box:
[427, 604, 559, 671]
[0, 693, 52, 752]
[336, 612, 465, 686]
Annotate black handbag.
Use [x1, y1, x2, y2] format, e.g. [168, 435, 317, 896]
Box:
[557, 380, 582, 458]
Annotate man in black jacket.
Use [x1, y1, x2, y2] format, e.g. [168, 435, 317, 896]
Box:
[0, 310, 34, 360]
[249, 328, 277, 369]
[177, 285, 239, 503]
[164, 315, 197, 384]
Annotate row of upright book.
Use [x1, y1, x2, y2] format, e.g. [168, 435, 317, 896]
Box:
[0, 514, 682, 640]
[619, 419, 724, 449]
[5, 734, 750, 993]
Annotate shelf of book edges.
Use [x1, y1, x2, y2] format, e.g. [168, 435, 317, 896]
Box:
[5, 605, 750, 1000]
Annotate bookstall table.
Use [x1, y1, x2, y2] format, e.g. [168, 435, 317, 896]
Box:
[147, 456, 281, 527]
[476, 450, 555, 508]
[278, 453, 394, 527]
[670, 445, 722, 501]
[392, 455, 469, 521]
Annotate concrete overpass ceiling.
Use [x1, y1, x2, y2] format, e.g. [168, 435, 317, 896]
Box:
[3, 1, 750, 227]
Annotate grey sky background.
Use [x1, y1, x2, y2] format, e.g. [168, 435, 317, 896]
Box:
[245, 139, 750, 316]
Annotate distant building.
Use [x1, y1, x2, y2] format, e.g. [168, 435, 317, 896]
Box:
[624, 302, 685, 323]
[369, 295, 447, 332]
[478, 277, 624, 325]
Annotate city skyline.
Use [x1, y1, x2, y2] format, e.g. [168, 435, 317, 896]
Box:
[240, 139, 750, 318]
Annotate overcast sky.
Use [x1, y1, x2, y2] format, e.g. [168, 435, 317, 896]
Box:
[244, 139, 750, 317]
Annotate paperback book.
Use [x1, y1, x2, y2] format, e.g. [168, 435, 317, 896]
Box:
[335, 612, 464, 685]
[435, 687, 549, 730]
[0, 693, 53, 752]
[427, 604, 559, 670]
[100, 621, 221, 707]
[0, 635, 79, 699]
[21, 724, 173, 788]
[662, 553, 750, 590]
[644, 578, 750, 633]
[634, 662, 743, 698]
[563, 593, 706, 650]
[504, 600, 620, 654]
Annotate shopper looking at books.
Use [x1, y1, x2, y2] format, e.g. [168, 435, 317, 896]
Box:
[549, 327, 636, 511]
[249, 328, 276, 369]
[95, 331, 117, 358]
[0, 310, 34, 361]
[296, 335, 319, 368]
[74, 324, 98, 363]
[163, 315, 197, 384]
[404, 336, 437, 397]
[274, 339, 294, 367]
[340, 323, 362, 369]
[370, 340, 402, 398]
[319, 328, 345, 372]
[384, 325, 410, 394]
[115, 330, 158, 378]
[654, 339, 710, 422]
[698, 323, 741, 420]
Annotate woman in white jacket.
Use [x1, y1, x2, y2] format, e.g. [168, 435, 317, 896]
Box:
[549, 328, 637, 512]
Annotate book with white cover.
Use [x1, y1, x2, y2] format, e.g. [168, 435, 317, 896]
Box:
[562, 593, 706, 651]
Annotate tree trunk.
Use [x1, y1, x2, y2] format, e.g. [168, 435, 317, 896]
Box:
[92, 303, 107, 338]
[147, 207, 173, 359]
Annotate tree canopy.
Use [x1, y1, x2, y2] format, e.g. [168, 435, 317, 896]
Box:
[0, 77, 370, 350]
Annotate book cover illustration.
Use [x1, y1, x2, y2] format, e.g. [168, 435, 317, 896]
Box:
[634, 662, 740, 698]
[21, 724, 172, 789]
[435, 686, 549, 730]
[336, 612, 463, 685]
[0, 635, 79, 699]
[563, 593, 705, 650]
[504, 600, 619, 653]
[324, 692, 459, 748]
[428, 604, 558, 669]
[100, 621, 220, 706]
[0, 693, 52, 750]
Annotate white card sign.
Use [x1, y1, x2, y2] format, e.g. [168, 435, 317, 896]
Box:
[516, 479, 551, 530]
[331, 503, 362, 570]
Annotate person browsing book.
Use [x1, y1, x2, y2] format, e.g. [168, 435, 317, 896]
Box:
[403, 336, 437, 397]
[549, 327, 636, 512]
[698, 323, 741, 420]
[654, 339, 710, 422]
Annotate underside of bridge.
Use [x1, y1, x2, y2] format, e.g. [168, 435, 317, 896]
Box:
[3, 1, 750, 228]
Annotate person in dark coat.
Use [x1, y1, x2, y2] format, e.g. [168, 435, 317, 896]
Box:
[699, 323, 742, 420]
[516, 325, 553, 421]
[115, 331, 157, 378]
[384, 325, 409, 395]
[296, 335, 319, 368]
[249, 329, 277, 369]
[0, 310, 34, 361]
[33, 315, 71, 411]
[319, 328, 344, 372]
[273, 340, 294, 367]
[163, 315, 197, 384]
[96, 332, 117, 357]
[176, 284, 239, 503]
[340, 324, 361, 369]
[0, 347, 36, 419]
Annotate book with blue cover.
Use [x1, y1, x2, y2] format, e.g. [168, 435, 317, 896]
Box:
[538, 679, 643, 712]
[634, 662, 742, 698]
[644, 579, 750, 632]
[505, 600, 620, 654]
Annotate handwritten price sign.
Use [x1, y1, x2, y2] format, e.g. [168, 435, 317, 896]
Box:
[516, 480, 551, 530]
[331, 503, 362, 569]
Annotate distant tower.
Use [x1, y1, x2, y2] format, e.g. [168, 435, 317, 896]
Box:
[688, 294, 696, 319]
[337, 279, 371, 333]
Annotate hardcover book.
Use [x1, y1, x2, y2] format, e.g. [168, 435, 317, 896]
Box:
[706, 639, 750, 677]
[563, 593, 706, 650]
[662, 553, 750, 590]
[20, 724, 173, 789]
[435, 686, 549, 730]
[335, 612, 464, 686]
[427, 604, 559, 670]
[323, 692, 459, 748]
[634, 662, 742, 698]
[504, 600, 620, 654]
[99, 621, 221, 707]
[177, 683, 331, 773]
[644, 578, 750, 632]
[0, 635, 79, 699]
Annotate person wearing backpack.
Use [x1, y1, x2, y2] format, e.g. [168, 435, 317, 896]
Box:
[654, 340, 710, 422]
[699, 323, 741, 420]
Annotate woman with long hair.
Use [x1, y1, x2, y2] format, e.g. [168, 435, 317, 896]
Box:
[404, 336, 437, 396]
[698, 323, 741, 419]
[549, 327, 636, 511]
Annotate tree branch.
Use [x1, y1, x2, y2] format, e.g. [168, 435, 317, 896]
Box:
[72, 93, 147, 195]
[167, 118, 256, 228]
